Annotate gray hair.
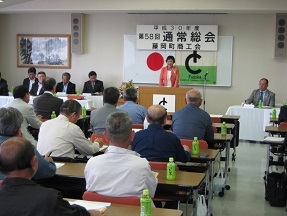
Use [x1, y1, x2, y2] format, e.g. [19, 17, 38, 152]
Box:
[105, 111, 132, 144]
[60, 100, 82, 116]
[186, 89, 202, 103]
[0, 107, 23, 136]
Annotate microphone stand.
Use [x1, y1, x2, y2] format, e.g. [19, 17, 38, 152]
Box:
[203, 73, 207, 111]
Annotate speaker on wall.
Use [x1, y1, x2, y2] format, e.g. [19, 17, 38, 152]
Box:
[275, 14, 287, 58]
[71, 13, 84, 54]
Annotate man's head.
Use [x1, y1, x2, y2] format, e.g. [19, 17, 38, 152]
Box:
[124, 88, 137, 102]
[42, 77, 56, 93]
[0, 137, 38, 179]
[185, 89, 202, 107]
[62, 72, 71, 85]
[88, 71, 97, 82]
[259, 78, 269, 91]
[28, 67, 36, 80]
[13, 85, 30, 103]
[146, 105, 167, 125]
[0, 107, 23, 137]
[105, 111, 134, 148]
[103, 87, 120, 105]
[60, 100, 82, 123]
[37, 71, 46, 84]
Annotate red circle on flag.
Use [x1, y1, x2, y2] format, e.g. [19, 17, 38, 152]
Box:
[146, 52, 164, 71]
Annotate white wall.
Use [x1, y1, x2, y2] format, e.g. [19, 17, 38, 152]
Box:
[0, 13, 286, 114]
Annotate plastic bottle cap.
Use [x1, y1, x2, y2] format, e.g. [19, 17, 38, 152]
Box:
[143, 189, 149, 195]
[169, 157, 174, 162]
[194, 137, 198, 141]
[223, 122, 226, 125]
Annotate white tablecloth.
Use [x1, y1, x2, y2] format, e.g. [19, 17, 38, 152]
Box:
[225, 105, 280, 141]
[0, 95, 104, 109]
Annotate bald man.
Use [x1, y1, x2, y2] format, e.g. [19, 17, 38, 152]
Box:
[0, 137, 104, 216]
[132, 105, 191, 163]
[172, 89, 214, 142]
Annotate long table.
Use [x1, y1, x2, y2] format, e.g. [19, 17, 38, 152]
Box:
[226, 105, 279, 141]
[51, 163, 205, 216]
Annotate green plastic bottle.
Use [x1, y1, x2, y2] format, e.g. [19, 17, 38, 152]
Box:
[51, 111, 56, 119]
[192, 137, 200, 155]
[82, 106, 86, 118]
[166, 157, 176, 180]
[11, 86, 14, 93]
[283, 101, 286, 106]
[258, 100, 262, 109]
[271, 108, 276, 120]
[140, 189, 152, 216]
[76, 89, 80, 96]
[221, 122, 227, 136]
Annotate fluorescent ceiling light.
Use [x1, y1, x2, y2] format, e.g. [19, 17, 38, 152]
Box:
[0, 0, 4, 2]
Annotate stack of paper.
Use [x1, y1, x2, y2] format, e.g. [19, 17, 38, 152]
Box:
[69, 200, 111, 211]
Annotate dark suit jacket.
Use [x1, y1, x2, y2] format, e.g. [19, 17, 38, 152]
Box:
[30, 82, 44, 96]
[278, 106, 287, 124]
[0, 78, 9, 96]
[82, 80, 104, 93]
[23, 77, 38, 90]
[56, 82, 76, 94]
[33, 93, 63, 119]
[0, 178, 90, 216]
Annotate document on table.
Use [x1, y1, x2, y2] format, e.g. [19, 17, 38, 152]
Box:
[69, 200, 111, 211]
[55, 163, 65, 169]
[264, 137, 285, 143]
[99, 145, 108, 151]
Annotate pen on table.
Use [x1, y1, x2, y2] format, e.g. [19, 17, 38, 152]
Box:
[47, 151, 54, 157]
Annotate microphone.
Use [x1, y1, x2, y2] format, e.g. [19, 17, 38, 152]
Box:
[204, 71, 209, 78]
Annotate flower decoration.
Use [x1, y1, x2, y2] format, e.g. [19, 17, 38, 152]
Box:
[119, 80, 135, 92]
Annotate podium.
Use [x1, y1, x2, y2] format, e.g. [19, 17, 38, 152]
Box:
[138, 86, 192, 111]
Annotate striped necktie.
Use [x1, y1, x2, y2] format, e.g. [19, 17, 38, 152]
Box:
[259, 92, 263, 104]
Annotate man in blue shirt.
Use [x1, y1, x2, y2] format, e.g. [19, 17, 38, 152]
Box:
[172, 89, 214, 143]
[131, 105, 190, 163]
[117, 88, 147, 124]
[0, 107, 56, 180]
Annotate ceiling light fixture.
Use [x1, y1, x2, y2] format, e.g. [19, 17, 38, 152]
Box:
[0, 0, 4, 3]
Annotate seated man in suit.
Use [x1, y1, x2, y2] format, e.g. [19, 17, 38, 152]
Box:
[56, 72, 76, 94]
[0, 72, 9, 96]
[82, 71, 104, 94]
[132, 105, 191, 163]
[172, 89, 214, 143]
[5, 85, 42, 146]
[29, 71, 46, 96]
[23, 67, 38, 91]
[246, 78, 275, 107]
[0, 107, 56, 180]
[0, 137, 104, 216]
[90, 87, 121, 135]
[278, 105, 287, 124]
[85, 111, 157, 197]
[37, 100, 104, 159]
[117, 88, 147, 124]
[33, 77, 63, 119]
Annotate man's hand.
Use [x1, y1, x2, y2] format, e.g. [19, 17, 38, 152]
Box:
[95, 138, 104, 147]
[88, 210, 107, 216]
[183, 145, 190, 152]
[44, 154, 54, 162]
[37, 115, 43, 122]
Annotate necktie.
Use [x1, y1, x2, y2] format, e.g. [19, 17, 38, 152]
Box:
[259, 92, 263, 104]
[92, 82, 95, 91]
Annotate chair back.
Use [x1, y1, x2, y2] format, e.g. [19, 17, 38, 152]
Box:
[83, 191, 140, 206]
[279, 122, 287, 127]
[0, 180, 2, 187]
[132, 124, 144, 129]
[211, 117, 221, 123]
[91, 133, 109, 144]
[149, 161, 179, 170]
[180, 139, 208, 150]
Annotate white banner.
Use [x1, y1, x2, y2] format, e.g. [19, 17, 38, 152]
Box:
[137, 25, 218, 51]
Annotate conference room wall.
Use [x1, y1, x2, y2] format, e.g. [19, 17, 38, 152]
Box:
[0, 13, 286, 114]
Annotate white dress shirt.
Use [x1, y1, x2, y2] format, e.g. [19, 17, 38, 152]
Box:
[4, 98, 42, 146]
[85, 145, 158, 197]
[37, 115, 100, 158]
[29, 78, 36, 91]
